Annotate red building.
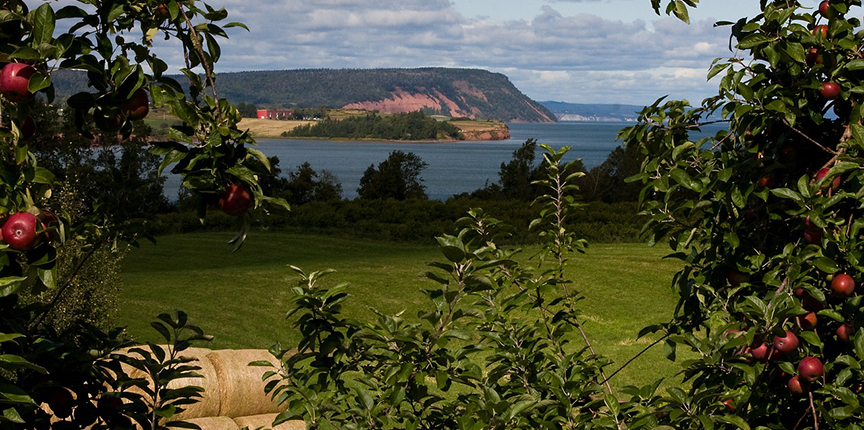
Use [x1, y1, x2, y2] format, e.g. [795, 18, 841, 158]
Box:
[256, 109, 293, 120]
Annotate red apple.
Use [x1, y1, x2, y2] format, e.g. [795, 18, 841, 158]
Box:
[821, 82, 841, 100]
[815, 167, 841, 191]
[37, 210, 59, 242]
[798, 312, 818, 330]
[779, 144, 798, 163]
[813, 24, 829, 38]
[758, 174, 774, 188]
[837, 323, 854, 343]
[2, 212, 41, 251]
[73, 401, 98, 427]
[218, 184, 252, 216]
[831, 273, 855, 298]
[788, 375, 807, 395]
[93, 107, 124, 132]
[727, 269, 750, 287]
[0, 62, 36, 102]
[819, 1, 831, 18]
[804, 228, 822, 244]
[155, 3, 170, 18]
[722, 398, 735, 412]
[806, 48, 823, 66]
[96, 395, 123, 414]
[804, 217, 822, 245]
[750, 342, 770, 361]
[46, 387, 74, 419]
[798, 357, 824, 382]
[797, 287, 825, 311]
[122, 88, 150, 120]
[773, 330, 799, 354]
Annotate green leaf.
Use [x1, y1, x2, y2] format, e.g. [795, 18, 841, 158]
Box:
[0, 334, 23, 344]
[697, 415, 715, 430]
[10, 46, 40, 60]
[770, 188, 803, 203]
[670, 168, 700, 191]
[37, 266, 56, 289]
[731, 187, 745, 208]
[1, 407, 25, 424]
[0, 356, 47, 374]
[672, 0, 690, 24]
[847, 59, 864, 71]
[738, 34, 771, 49]
[799, 331, 824, 348]
[0, 277, 27, 298]
[30, 167, 55, 185]
[707, 63, 729, 81]
[106, 3, 125, 22]
[724, 231, 740, 248]
[0, 383, 35, 405]
[783, 42, 806, 63]
[504, 399, 536, 421]
[353, 386, 374, 410]
[31, 4, 55, 46]
[812, 257, 839, 274]
[27, 72, 51, 93]
[716, 415, 750, 430]
[855, 329, 864, 360]
[224, 22, 250, 31]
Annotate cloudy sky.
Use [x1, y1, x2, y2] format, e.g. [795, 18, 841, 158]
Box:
[174, 0, 769, 105]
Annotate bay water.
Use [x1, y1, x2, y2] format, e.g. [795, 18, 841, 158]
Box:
[163, 122, 724, 200]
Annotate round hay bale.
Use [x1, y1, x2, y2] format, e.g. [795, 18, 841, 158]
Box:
[113, 346, 220, 419]
[233, 414, 306, 430]
[171, 416, 240, 430]
[206, 349, 282, 418]
[170, 348, 221, 420]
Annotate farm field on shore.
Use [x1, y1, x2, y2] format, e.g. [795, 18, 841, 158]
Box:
[120, 232, 685, 389]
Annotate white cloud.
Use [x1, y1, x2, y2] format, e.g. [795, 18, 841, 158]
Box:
[37, 0, 742, 105]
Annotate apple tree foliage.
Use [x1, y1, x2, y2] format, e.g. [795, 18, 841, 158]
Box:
[0, 0, 286, 428]
[259, 146, 658, 429]
[618, 0, 864, 427]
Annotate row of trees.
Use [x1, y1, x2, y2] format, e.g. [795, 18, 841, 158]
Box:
[284, 111, 463, 141]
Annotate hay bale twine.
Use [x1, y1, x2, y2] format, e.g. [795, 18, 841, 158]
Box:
[171, 416, 240, 430]
[233, 413, 306, 430]
[114, 346, 221, 419]
[206, 349, 281, 418]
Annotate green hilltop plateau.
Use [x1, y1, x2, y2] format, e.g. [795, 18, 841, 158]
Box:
[50, 68, 557, 123]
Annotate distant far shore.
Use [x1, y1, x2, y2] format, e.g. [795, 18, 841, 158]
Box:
[238, 118, 511, 142]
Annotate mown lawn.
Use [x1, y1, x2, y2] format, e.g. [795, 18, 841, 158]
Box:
[119, 232, 686, 390]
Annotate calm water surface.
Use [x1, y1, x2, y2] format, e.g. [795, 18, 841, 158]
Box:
[164, 122, 724, 200]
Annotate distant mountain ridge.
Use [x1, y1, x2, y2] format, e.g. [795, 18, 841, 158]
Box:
[540, 101, 645, 122]
[50, 68, 556, 123]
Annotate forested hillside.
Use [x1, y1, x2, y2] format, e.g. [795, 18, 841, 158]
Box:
[50, 68, 557, 123]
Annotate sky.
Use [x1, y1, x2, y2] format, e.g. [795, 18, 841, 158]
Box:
[174, 0, 771, 105]
[45, 0, 803, 105]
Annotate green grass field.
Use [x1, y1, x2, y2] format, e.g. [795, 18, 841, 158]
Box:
[119, 232, 686, 389]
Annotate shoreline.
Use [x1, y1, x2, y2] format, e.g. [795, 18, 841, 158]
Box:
[258, 133, 509, 143]
[237, 116, 511, 142]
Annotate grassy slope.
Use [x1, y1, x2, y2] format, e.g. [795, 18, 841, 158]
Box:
[120, 232, 685, 389]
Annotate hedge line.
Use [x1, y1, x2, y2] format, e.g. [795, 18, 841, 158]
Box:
[150, 199, 645, 245]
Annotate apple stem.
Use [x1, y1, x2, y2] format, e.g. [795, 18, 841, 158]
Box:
[601, 333, 671, 385]
[809, 391, 819, 430]
[178, 5, 223, 123]
[31, 240, 106, 329]
[783, 118, 840, 155]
